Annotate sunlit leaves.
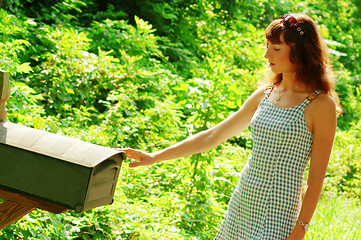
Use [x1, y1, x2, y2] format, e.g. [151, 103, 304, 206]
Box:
[0, 10, 32, 75]
[1, 0, 361, 239]
[16, 62, 33, 73]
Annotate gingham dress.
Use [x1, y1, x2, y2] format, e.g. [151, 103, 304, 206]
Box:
[215, 88, 322, 240]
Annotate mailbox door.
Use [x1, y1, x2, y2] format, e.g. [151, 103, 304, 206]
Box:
[83, 159, 121, 211]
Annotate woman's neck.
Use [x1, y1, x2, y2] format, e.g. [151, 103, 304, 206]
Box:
[280, 73, 299, 90]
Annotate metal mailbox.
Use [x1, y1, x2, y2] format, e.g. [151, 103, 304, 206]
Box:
[0, 121, 126, 212]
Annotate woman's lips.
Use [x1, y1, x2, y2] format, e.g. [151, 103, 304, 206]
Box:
[269, 63, 275, 67]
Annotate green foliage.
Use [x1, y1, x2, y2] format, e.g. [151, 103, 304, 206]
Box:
[324, 124, 361, 200]
[88, 16, 163, 60]
[1, 0, 361, 239]
[334, 69, 361, 129]
[26, 25, 120, 117]
[0, 207, 117, 239]
[6, 82, 45, 125]
[109, 144, 250, 239]
[0, 9, 33, 75]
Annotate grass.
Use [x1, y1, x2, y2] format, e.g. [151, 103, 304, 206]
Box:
[305, 195, 361, 240]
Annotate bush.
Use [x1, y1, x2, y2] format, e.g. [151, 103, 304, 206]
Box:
[1, 0, 361, 239]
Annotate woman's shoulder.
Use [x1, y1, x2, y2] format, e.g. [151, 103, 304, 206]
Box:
[307, 92, 336, 117]
[239, 86, 268, 111]
[250, 85, 269, 101]
[304, 92, 337, 133]
[253, 84, 274, 96]
[309, 91, 335, 105]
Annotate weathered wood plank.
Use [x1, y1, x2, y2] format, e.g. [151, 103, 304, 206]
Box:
[0, 188, 68, 214]
[0, 200, 34, 230]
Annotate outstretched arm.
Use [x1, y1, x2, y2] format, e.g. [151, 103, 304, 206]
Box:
[287, 94, 337, 240]
[122, 87, 266, 168]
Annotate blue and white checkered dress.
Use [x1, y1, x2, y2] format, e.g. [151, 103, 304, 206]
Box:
[215, 88, 321, 240]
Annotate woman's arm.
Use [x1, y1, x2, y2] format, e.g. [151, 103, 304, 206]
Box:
[123, 87, 266, 168]
[287, 94, 337, 240]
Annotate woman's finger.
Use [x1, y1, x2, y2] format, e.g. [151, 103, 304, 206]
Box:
[116, 148, 156, 168]
[129, 161, 143, 168]
[118, 148, 142, 160]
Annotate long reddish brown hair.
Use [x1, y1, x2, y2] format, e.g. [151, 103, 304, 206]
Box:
[264, 13, 342, 116]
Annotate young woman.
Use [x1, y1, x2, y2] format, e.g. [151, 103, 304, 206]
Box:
[121, 13, 341, 240]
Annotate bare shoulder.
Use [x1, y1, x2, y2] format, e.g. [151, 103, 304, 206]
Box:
[253, 85, 269, 97]
[306, 93, 337, 133]
[233, 85, 267, 119]
[244, 86, 268, 107]
[308, 93, 336, 117]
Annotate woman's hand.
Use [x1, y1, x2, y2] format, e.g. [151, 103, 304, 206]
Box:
[119, 148, 158, 168]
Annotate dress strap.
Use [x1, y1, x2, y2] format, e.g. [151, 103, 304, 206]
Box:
[264, 84, 275, 97]
[306, 90, 323, 102]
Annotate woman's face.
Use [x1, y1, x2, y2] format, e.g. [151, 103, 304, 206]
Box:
[264, 34, 297, 74]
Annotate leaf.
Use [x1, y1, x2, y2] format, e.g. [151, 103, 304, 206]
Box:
[13, 39, 30, 47]
[17, 62, 33, 73]
[324, 39, 345, 47]
[328, 48, 347, 57]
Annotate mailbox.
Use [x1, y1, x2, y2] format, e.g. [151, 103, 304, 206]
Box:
[0, 121, 126, 212]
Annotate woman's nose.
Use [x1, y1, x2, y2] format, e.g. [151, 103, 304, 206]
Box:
[264, 48, 270, 59]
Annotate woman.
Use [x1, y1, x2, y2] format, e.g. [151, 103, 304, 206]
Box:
[122, 13, 341, 239]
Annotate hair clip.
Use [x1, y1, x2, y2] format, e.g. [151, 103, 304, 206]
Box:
[282, 13, 306, 36]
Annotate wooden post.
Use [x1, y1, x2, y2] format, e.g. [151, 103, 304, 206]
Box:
[0, 70, 10, 122]
[0, 201, 35, 230]
[0, 188, 68, 230]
